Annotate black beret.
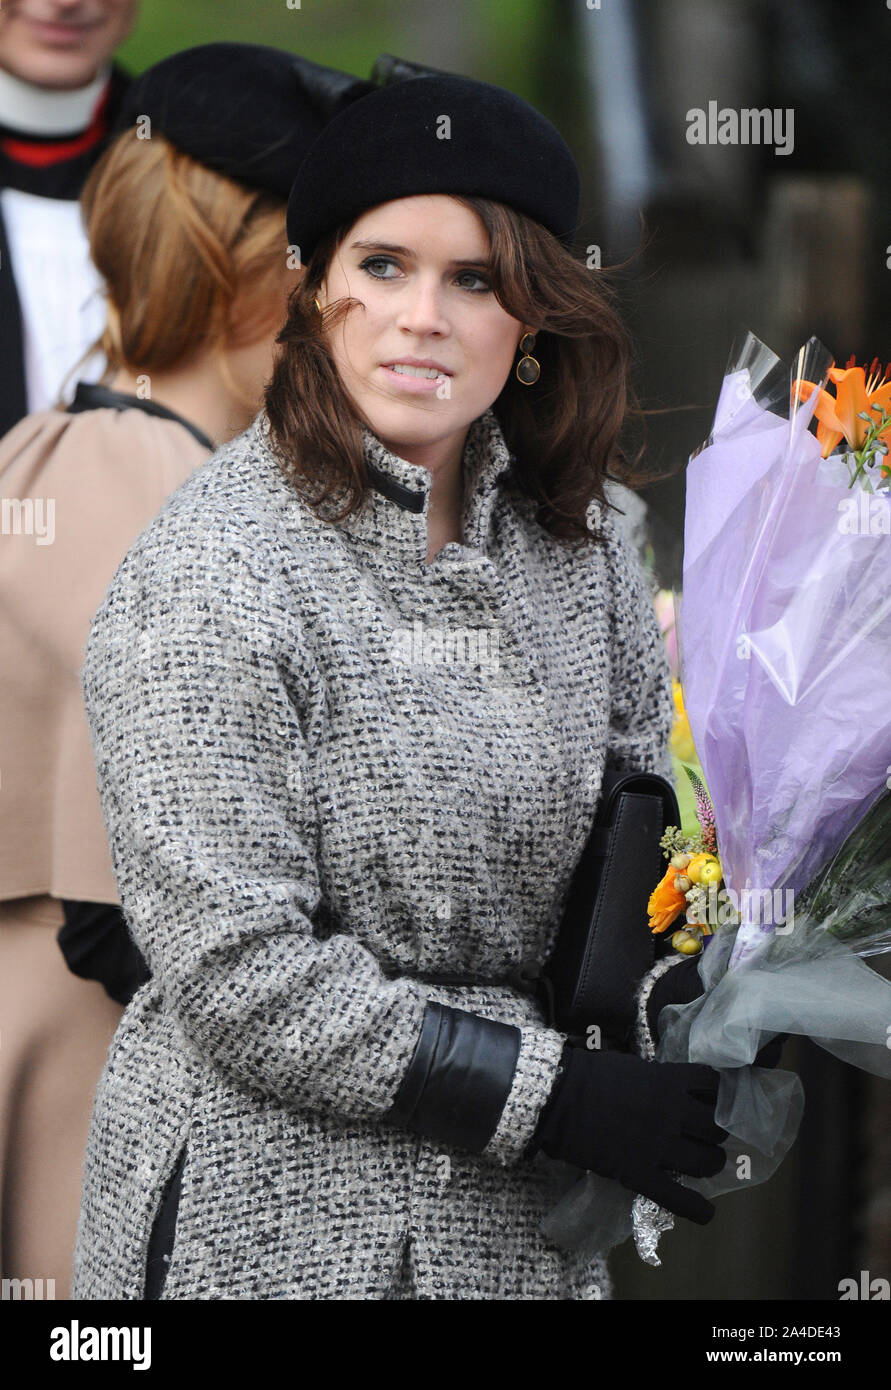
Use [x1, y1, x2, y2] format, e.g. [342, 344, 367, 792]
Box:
[115, 43, 373, 198]
[286, 73, 580, 259]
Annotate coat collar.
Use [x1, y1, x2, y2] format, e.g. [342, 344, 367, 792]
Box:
[337, 409, 516, 565]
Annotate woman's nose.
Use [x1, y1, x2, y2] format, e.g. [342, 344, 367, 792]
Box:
[395, 276, 449, 337]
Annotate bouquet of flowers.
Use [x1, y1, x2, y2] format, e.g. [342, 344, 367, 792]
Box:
[542, 332, 891, 1263]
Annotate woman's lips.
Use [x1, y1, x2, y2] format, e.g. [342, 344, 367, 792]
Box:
[379, 363, 451, 395]
[22, 17, 101, 47]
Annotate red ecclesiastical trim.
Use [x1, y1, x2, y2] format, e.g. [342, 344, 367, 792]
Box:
[1, 85, 110, 167]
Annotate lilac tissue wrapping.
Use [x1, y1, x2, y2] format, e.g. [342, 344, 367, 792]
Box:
[539, 342, 891, 1264]
[680, 367, 891, 967]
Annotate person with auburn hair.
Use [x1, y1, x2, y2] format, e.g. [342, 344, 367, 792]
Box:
[0, 41, 368, 1297]
[74, 73, 731, 1302]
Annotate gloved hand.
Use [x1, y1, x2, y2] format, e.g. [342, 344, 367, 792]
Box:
[646, 957, 788, 1068]
[645, 956, 705, 1038]
[530, 1044, 727, 1224]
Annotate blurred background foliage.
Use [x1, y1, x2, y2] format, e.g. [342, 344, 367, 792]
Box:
[117, 0, 546, 99]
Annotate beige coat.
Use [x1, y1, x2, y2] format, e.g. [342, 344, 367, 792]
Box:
[0, 404, 210, 904]
[0, 398, 210, 1293]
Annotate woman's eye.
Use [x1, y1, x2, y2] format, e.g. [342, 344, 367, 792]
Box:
[455, 270, 491, 293]
[360, 256, 401, 279]
[357, 258, 490, 291]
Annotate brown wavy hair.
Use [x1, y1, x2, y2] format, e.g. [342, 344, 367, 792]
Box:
[80, 131, 288, 410]
[265, 197, 646, 543]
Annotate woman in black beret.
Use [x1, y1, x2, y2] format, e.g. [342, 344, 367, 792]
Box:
[74, 72, 731, 1300]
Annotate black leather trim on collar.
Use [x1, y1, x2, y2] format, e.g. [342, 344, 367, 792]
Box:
[67, 380, 215, 451]
[364, 459, 427, 513]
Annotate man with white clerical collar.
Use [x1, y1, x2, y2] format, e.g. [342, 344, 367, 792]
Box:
[0, 2, 137, 437]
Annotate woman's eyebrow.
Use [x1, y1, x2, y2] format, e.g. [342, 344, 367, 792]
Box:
[350, 239, 490, 268]
[351, 239, 412, 255]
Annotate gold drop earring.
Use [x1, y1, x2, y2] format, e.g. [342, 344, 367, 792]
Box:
[516, 332, 540, 385]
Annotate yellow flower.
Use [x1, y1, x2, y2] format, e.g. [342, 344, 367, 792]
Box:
[670, 679, 696, 763]
[686, 852, 722, 885]
[699, 858, 723, 886]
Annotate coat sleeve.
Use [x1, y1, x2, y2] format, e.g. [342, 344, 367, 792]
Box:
[81, 507, 563, 1162]
[598, 507, 675, 780]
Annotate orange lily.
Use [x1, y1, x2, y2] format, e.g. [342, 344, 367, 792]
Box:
[648, 864, 687, 934]
[794, 357, 891, 459]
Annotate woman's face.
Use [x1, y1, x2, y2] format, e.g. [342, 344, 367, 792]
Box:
[0, 1, 138, 90]
[317, 195, 528, 467]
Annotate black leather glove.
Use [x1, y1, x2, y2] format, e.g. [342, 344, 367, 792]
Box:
[645, 957, 706, 1044]
[646, 957, 788, 1068]
[529, 1044, 728, 1224]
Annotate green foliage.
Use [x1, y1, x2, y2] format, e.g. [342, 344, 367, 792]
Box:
[798, 791, 891, 954]
[659, 823, 704, 859]
[116, 0, 543, 96]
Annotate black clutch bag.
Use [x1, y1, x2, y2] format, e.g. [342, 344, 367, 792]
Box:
[542, 768, 680, 1044]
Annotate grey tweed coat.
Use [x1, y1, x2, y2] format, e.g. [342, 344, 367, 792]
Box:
[73, 408, 673, 1300]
